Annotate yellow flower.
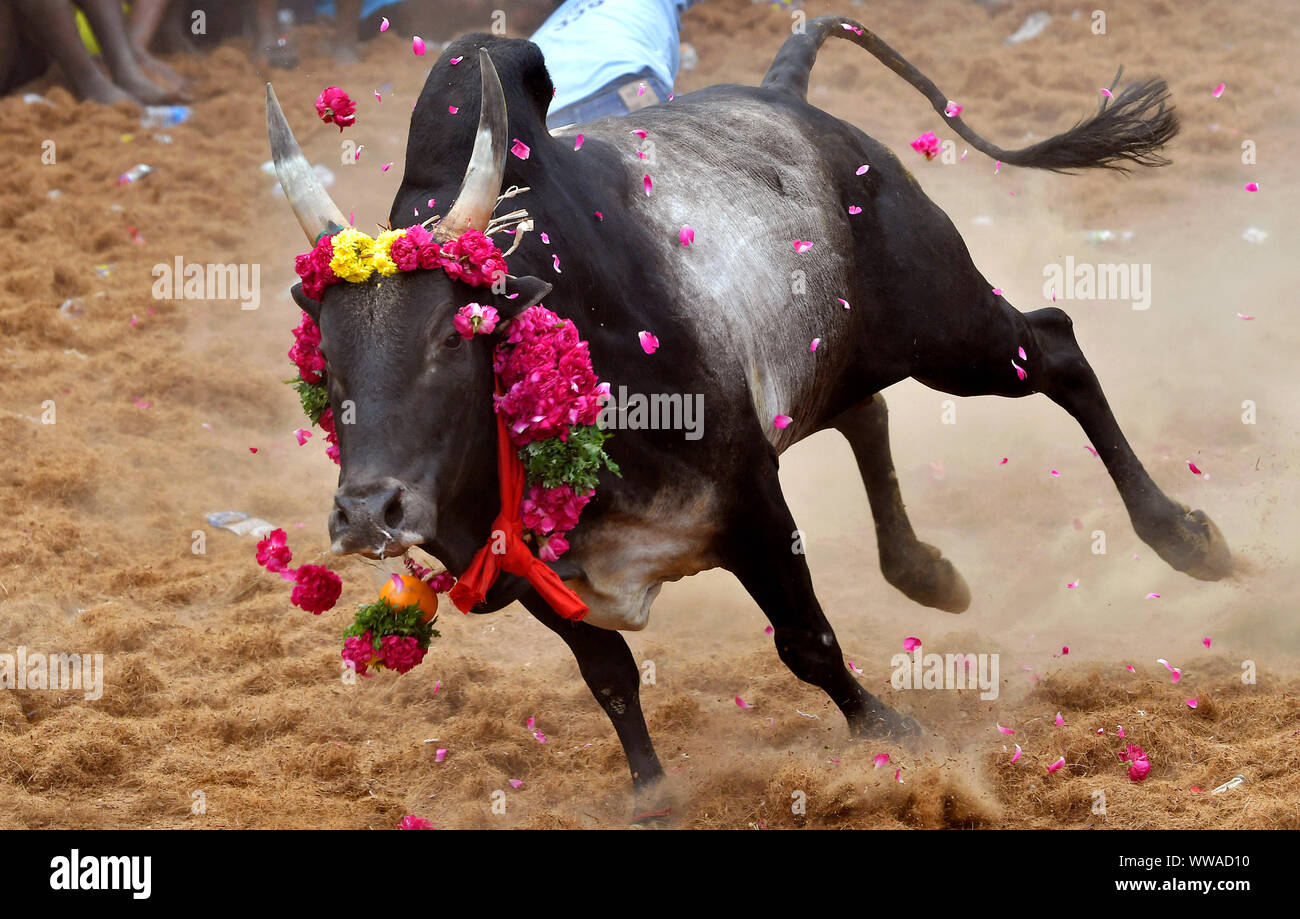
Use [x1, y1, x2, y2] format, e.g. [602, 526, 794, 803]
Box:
[372, 229, 404, 277]
[329, 228, 375, 283]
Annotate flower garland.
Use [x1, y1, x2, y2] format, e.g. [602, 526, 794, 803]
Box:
[268, 222, 615, 677]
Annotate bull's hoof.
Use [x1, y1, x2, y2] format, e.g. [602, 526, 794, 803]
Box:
[629, 777, 674, 827]
[882, 541, 971, 613]
[851, 700, 923, 741]
[1150, 505, 1234, 582]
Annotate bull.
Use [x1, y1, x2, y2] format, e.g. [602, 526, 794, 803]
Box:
[266, 16, 1232, 817]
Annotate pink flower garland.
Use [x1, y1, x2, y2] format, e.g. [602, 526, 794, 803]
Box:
[255, 528, 343, 614]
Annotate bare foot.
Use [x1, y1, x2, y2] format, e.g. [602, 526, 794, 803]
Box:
[134, 47, 190, 98]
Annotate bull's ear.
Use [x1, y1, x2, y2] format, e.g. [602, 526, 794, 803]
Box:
[490, 275, 552, 320]
[291, 281, 321, 322]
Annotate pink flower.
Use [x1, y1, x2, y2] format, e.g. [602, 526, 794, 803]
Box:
[256, 528, 292, 573]
[398, 815, 435, 830]
[453, 303, 500, 339]
[873, 753, 890, 768]
[1120, 744, 1151, 782]
[290, 564, 343, 614]
[511, 138, 530, 160]
[294, 428, 312, 445]
[910, 131, 941, 160]
[380, 634, 427, 674]
[315, 86, 356, 131]
[430, 572, 456, 593]
[638, 330, 659, 354]
[537, 533, 570, 561]
[288, 312, 326, 382]
[342, 631, 377, 676]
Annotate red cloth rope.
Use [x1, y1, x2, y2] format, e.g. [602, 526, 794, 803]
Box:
[447, 398, 589, 621]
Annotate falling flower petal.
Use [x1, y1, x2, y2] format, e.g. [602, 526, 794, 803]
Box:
[434, 748, 447, 762]
[764, 625, 773, 635]
[735, 696, 751, 709]
[412, 36, 426, 55]
[903, 636, 922, 652]
[1066, 580, 1078, 589]
[511, 138, 530, 160]
[773, 413, 792, 429]
[1051, 469, 1061, 477]
[508, 779, 523, 788]
[540, 232, 550, 244]
[1146, 592, 1161, 599]
[873, 753, 890, 768]
[810, 338, 820, 352]
[680, 225, 694, 246]
[837, 297, 851, 310]
[249, 447, 258, 454]
[1011, 744, 1022, 763]
[1203, 637, 1212, 649]
[1188, 460, 1203, 475]
[847, 660, 863, 675]
[1236, 312, 1255, 320]
[632, 129, 648, 139]
[848, 205, 862, 214]
[1212, 82, 1225, 98]
[1055, 712, 1065, 726]
[1017, 346, 1027, 360]
[574, 133, 584, 150]
[552, 253, 561, 273]
[449, 56, 463, 65]
[792, 240, 813, 253]
[526, 717, 535, 730]
[643, 174, 653, 195]
[944, 100, 963, 117]
[381, 162, 393, 172]
[992, 288, 1003, 296]
[594, 211, 603, 220]
[1245, 182, 1259, 192]
[448, 105, 458, 114]
[1186, 698, 1199, 709]
[1117, 724, 1126, 737]
[998, 457, 1008, 465]
[379, 17, 389, 31]
[1012, 359, 1027, 381]
[855, 164, 869, 175]
[1084, 445, 1099, 457]
[294, 428, 312, 445]
[1099, 87, 1114, 99]
[1047, 757, 1066, 773]
[1156, 658, 1182, 683]
[997, 723, 1015, 735]
[638, 330, 659, 354]
[994, 160, 1002, 174]
[894, 768, 903, 783]
[533, 731, 547, 743]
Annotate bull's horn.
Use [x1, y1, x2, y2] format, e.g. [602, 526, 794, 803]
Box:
[435, 49, 508, 241]
[266, 83, 347, 243]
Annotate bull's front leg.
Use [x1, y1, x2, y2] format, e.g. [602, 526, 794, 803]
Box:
[521, 594, 668, 820]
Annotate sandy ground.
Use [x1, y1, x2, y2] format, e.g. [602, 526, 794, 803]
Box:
[0, 0, 1297, 829]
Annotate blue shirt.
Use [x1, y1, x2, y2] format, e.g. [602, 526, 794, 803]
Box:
[532, 0, 696, 113]
[316, 0, 399, 20]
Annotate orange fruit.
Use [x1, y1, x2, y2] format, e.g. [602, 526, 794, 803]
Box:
[379, 574, 439, 622]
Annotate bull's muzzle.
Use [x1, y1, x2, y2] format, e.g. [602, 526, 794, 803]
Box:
[329, 478, 426, 558]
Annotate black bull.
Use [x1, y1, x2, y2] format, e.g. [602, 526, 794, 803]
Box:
[268, 16, 1232, 814]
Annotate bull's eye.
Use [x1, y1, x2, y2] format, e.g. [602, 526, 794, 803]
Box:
[443, 332, 463, 349]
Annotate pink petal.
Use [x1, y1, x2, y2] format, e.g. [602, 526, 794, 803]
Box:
[632, 129, 648, 139]
[434, 747, 447, 762]
[1047, 756, 1066, 773]
[1084, 445, 1099, 457]
[847, 660, 863, 675]
[1236, 312, 1255, 320]
[533, 731, 547, 743]
[991, 288, 1003, 296]
[508, 779, 523, 788]
[594, 211, 603, 221]
[873, 753, 890, 768]
[638, 330, 659, 354]
[294, 428, 312, 445]
[772, 414, 792, 429]
[1099, 88, 1114, 99]
[792, 240, 813, 253]
[540, 232, 550, 244]
[574, 133, 584, 150]
[1203, 637, 1212, 649]
[1017, 346, 1027, 360]
[1062, 646, 1070, 655]
[999, 457, 1008, 465]
[1066, 580, 1079, 589]
[1185, 698, 1199, 709]
[1245, 182, 1259, 192]
[1146, 592, 1161, 599]
[1054, 712, 1065, 726]
[902, 636, 922, 652]
[809, 338, 820, 352]
[894, 768, 903, 783]
[1117, 725, 1126, 737]
[735, 696, 751, 709]
[511, 138, 530, 160]
[1012, 359, 1026, 380]
[994, 160, 1002, 175]
[374, 91, 382, 102]
[944, 101, 963, 118]
[764, 625, 773, 635]
[449, 56, 463, 65]
[1188, 460, 1203, 475]
[855, 164, 869, 175]
[837, 298, 851, 310]
[552, 253, 561, 273]
[381, 162, 393, 172]
[1125, 665, 1136, 673]
[1011, 744, 1022, 763]
[1157, 658, 1182, 683]
[636, 83, 646, 97]
[526, 716, 535, 730]
[448, 105, 458, 114]
[643, 175, 653, 195]
[432, 680, 440, 693]
[679, 225, 694, 246]
[1050, 469, 1061, 477]
[997, 723, 1015, 735]
[412, 36, 426, 56]
[848, 205, 862, 215]
[1212, 82, 1225, 98]
[379, 17, 389, 32]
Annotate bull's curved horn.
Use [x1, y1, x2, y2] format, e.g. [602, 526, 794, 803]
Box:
[434, 49, 508, 241]
[266, 83, 347, 243]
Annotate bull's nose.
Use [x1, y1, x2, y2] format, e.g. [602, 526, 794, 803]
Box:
[329, 481, 417, 557]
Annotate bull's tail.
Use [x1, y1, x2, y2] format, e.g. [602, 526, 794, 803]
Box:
[761, 15, 1178, 172]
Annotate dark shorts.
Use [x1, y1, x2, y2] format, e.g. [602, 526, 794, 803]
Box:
[546, 67, 674, 130]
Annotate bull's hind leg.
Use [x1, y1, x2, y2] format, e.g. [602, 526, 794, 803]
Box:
[917, 300, 1232, 580]
[723, 446, 920, 738]
[522, 596, 668, 816]
[833, 394, 971, 612]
